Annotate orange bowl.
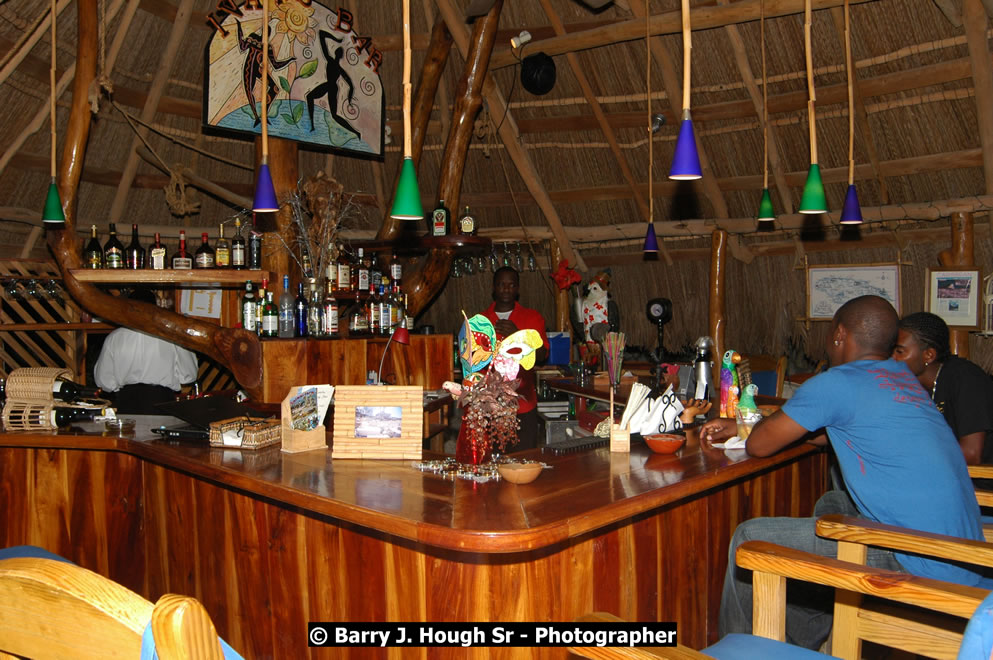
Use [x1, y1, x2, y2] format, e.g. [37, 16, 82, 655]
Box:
[497, 462, 543, 484]
[644, 433, 686, 455]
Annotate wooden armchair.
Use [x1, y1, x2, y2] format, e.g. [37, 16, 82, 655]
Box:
[738, 354, 787, 398]
[0, 556, 231, 659]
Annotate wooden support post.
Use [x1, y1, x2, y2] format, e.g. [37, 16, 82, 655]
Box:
[709, 229, 728, 392]
[552, 241, 570, 332]
[939, 211, 975, 358]
[255, 137, 298, 286]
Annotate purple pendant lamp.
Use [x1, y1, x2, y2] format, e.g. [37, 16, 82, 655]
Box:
[669, 0, 702, 181]
[839, 0, 863, 225]
[252, 0, 279, 213]
[643, 0, 658, 253]
[42, 0, 65, 225]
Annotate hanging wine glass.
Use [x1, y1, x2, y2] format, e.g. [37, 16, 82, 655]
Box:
[489, 245, 499, 272]
[463, 255, 475, 275]
[513, 243, 523, 272]
[23, 279, 39, 299]
[3, 279, 17, 298]
[527, 245, 537, 272]
[476, 253, 487, 273]
[451, 258, 462, 279]
[501, 242, 511, 268]
[46, 279, 63, 304]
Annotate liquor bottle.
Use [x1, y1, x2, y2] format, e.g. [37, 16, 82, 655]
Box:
[348, 291, 367, 336]
[301, 253, 313, 279]
[103, 223, 124, 269]
[248, 228, 262, 270]
[457, 206, 476, 235]
[83, 225, 103, 269]
[336, 245, 351, 293]
[194, 232, 215, 268]
[215, 224, 230, 268]
[171, 230, 192, 269]
[294, 281, 309, 338]
[278, 274, 295, 338]
[388, 281, 403, 330]
[369, 252, 382, 291]
[368, 285, 381, 335]
[356, 248, 370, 293]
[431, 200, 449, 236]
[231, 218, 246, 269]
[260, 290, 278, 337]
[50, 406, 97, 428]
[307, 278, 322, 337]
[241, 281, 257, 333]
[378, 284, 392, 335]
[51, 377, 101, 402]
[321, 281, 339, 338]
[389, 251, 402, 289]
[125, 223, 145, 269]
[325, 244, 338, 292]
[148, 232, 166, 270]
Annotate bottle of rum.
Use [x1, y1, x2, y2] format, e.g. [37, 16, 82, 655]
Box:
[125, 223, 145, 269]
[103, 223, 124, 269]
[82, 225, 103, 269]
[148, 232, 166, 270]
[458, 206, 476, 235]
[231, 218, 246, 270]
[194, 232, 215, 268]
[171, 231, 192, 269]
[215, 224, 230, 268]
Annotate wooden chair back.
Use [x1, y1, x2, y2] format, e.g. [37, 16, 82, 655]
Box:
[0, 557, 225, 659]
[738, 354, 787, 398]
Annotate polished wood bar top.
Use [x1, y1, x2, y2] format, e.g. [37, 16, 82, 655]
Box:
[0, 418, 819, 554]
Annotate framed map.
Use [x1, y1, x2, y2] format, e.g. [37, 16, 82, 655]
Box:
[926, 268, 981, 329]
[806, 263, 901, 320]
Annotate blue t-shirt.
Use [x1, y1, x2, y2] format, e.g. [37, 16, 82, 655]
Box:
[782, 358, 986, 586]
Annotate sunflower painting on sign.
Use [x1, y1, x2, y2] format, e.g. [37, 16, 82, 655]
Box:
[204, 2, 384, 157]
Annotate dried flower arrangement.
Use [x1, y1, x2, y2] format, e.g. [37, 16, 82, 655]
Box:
[455, 369, 521, 455]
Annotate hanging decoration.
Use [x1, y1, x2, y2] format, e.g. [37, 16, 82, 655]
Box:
[839, 0, 863, 224]
[204, 2, 384, 157]
[668, 0, 702, 180]
[757, 0, 775, 224]
[42, 0, 65, 225]
[799, 0, 827, 214]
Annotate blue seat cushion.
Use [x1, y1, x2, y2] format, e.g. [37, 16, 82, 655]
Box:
[751, 371, 778, 397]
[141, 619, 245, 659]
[0, 545, 72, 563]
[958, 590, 993, 660]
[703, 633, 835, 659]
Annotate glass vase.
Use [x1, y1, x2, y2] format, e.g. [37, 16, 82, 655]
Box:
[455, 415, 492, 465]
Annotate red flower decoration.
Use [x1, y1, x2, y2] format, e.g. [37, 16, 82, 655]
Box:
[550, 259, 581, 290]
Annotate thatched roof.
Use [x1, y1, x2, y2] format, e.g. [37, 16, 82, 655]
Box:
[2, 0, 992, 362]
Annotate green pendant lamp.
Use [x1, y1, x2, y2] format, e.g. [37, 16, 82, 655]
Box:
[839, 0, 863, 225]
[389, 0, 424, 221]
[757, 1, 775, 224]
[43, 0, 64, 225]
[252, 0, 279, 213]
[798, 0, 827, 215]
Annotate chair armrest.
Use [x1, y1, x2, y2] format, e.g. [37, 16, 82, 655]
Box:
[816, 514, 993, 569]
[969, 465, 993, 480]
[976, 488, 993, 508]
[736, 540, 989, 620]
[569, 613, 710, 659]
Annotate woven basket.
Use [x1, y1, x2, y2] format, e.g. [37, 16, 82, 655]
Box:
[2, 402, 57, 430]
[209, 416, 281, 450]
[6, 367, 72, 403]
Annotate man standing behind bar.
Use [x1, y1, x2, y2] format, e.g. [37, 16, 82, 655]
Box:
[700, 295, 988, 650]
[482, 267, 549, 451]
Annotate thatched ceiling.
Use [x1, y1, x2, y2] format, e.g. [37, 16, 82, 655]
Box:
[0, 0, 988, 266]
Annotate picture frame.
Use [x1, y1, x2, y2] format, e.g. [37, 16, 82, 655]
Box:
[331, 386, 422, 460]
[806, 263, 901, 320]
[926, 268, 982, 329]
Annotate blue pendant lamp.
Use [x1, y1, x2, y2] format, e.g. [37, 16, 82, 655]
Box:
[799, 0, 827, 214]
[252, 0, 279, 213]
[669, 0, 702, 180]
[43, 0, 64, 225]
[839, 0, 863, 225]
[643, 0, 658, 253]
[757, 1, 775, 224]
[389, 0, 424, 221]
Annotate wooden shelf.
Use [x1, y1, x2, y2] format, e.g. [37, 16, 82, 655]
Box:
[69, 269, 270, 287]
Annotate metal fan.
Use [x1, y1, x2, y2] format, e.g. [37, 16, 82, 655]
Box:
[645, 297, 673, 361]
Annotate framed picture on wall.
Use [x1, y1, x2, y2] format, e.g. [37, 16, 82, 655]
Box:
[806, 263, 901, 320]
[926, 268, 982, 329]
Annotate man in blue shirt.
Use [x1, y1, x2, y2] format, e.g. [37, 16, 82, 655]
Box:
[701, 295, 986, 649]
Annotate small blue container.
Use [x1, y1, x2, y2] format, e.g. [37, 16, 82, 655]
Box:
[547, 332, 571, 365]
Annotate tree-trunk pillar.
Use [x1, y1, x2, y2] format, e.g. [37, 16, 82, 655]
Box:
[255, 136, 298, 287]
[938, 211, 975, 358]
[552, 240, 570, 332]
[709, 229, 728, 392]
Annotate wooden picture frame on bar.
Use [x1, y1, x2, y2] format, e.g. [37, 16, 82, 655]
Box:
[806, 263, 901, 320]
[926, 267, 982, 330]
[331, 386, 423, 459]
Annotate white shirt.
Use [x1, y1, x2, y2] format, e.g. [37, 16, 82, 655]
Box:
[94, 328, 199, 392]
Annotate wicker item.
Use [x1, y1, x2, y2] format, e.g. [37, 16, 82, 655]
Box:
[6, 367, 72, 403]
[209, 416, 281, 450]
[2, 402, 57, 430]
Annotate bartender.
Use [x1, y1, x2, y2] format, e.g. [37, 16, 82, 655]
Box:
[481, 267, 549, 450]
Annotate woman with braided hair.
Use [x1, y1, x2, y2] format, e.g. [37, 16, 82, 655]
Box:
[894, 311, 993, 465]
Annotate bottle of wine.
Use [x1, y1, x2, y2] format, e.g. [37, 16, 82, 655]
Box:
[432, 200, 450, 236]
[321, 281, 339, 338]
[241, 281, 257, 333]
[278, 275, 295, 338]
[260, 290, 278, 337]
[194, 232, 215, 268]
[231, 218, 246, 270]
[171, 230, 192, 269]
[458, 206, 476, 235]
[125, 223, 145, 269]
[83, 225, 103, 269]
[51, 377, 100, 402]
[294, 281, 308, 338]
[103, 223, 124, 269]
[50, 406, 97, 428]
[215, 224, 230, 268]
[148, 232, 166, 270]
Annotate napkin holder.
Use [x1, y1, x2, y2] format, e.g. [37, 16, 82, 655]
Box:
[281, 386, 328, 454]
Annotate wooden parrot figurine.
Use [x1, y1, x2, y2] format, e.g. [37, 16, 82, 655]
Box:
[737, 383, 758, 414]
[720, 350, 741, 418]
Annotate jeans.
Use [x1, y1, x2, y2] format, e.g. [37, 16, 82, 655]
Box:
[718, 490, 904, 650]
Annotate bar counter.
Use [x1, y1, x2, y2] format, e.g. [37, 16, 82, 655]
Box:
[0, 418, 828, 658]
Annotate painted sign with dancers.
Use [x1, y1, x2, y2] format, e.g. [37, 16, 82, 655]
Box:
[203, 1, 384, 157]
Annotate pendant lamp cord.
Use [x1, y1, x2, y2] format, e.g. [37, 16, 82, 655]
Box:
[845, 0, 854, 185]
[646, 0, 653, 228]
[761, 0, 768, 191]
[261, 0, 269, 161]
[805, 0, 817, 164]
[49, 0, 56, 179]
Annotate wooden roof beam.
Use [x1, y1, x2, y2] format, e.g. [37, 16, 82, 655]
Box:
[963, 0, 993, 194]
[489, 0, 881, 70]
[434, 0, 586, 271]
[932, 0, 964, 26]
[628, 0, 729, 219]
[539, 0, 651, 223]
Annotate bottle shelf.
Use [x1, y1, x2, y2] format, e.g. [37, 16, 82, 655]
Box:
[69, 269, 271, 288]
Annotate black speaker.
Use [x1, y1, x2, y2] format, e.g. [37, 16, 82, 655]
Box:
[521, 52, 556, 96]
